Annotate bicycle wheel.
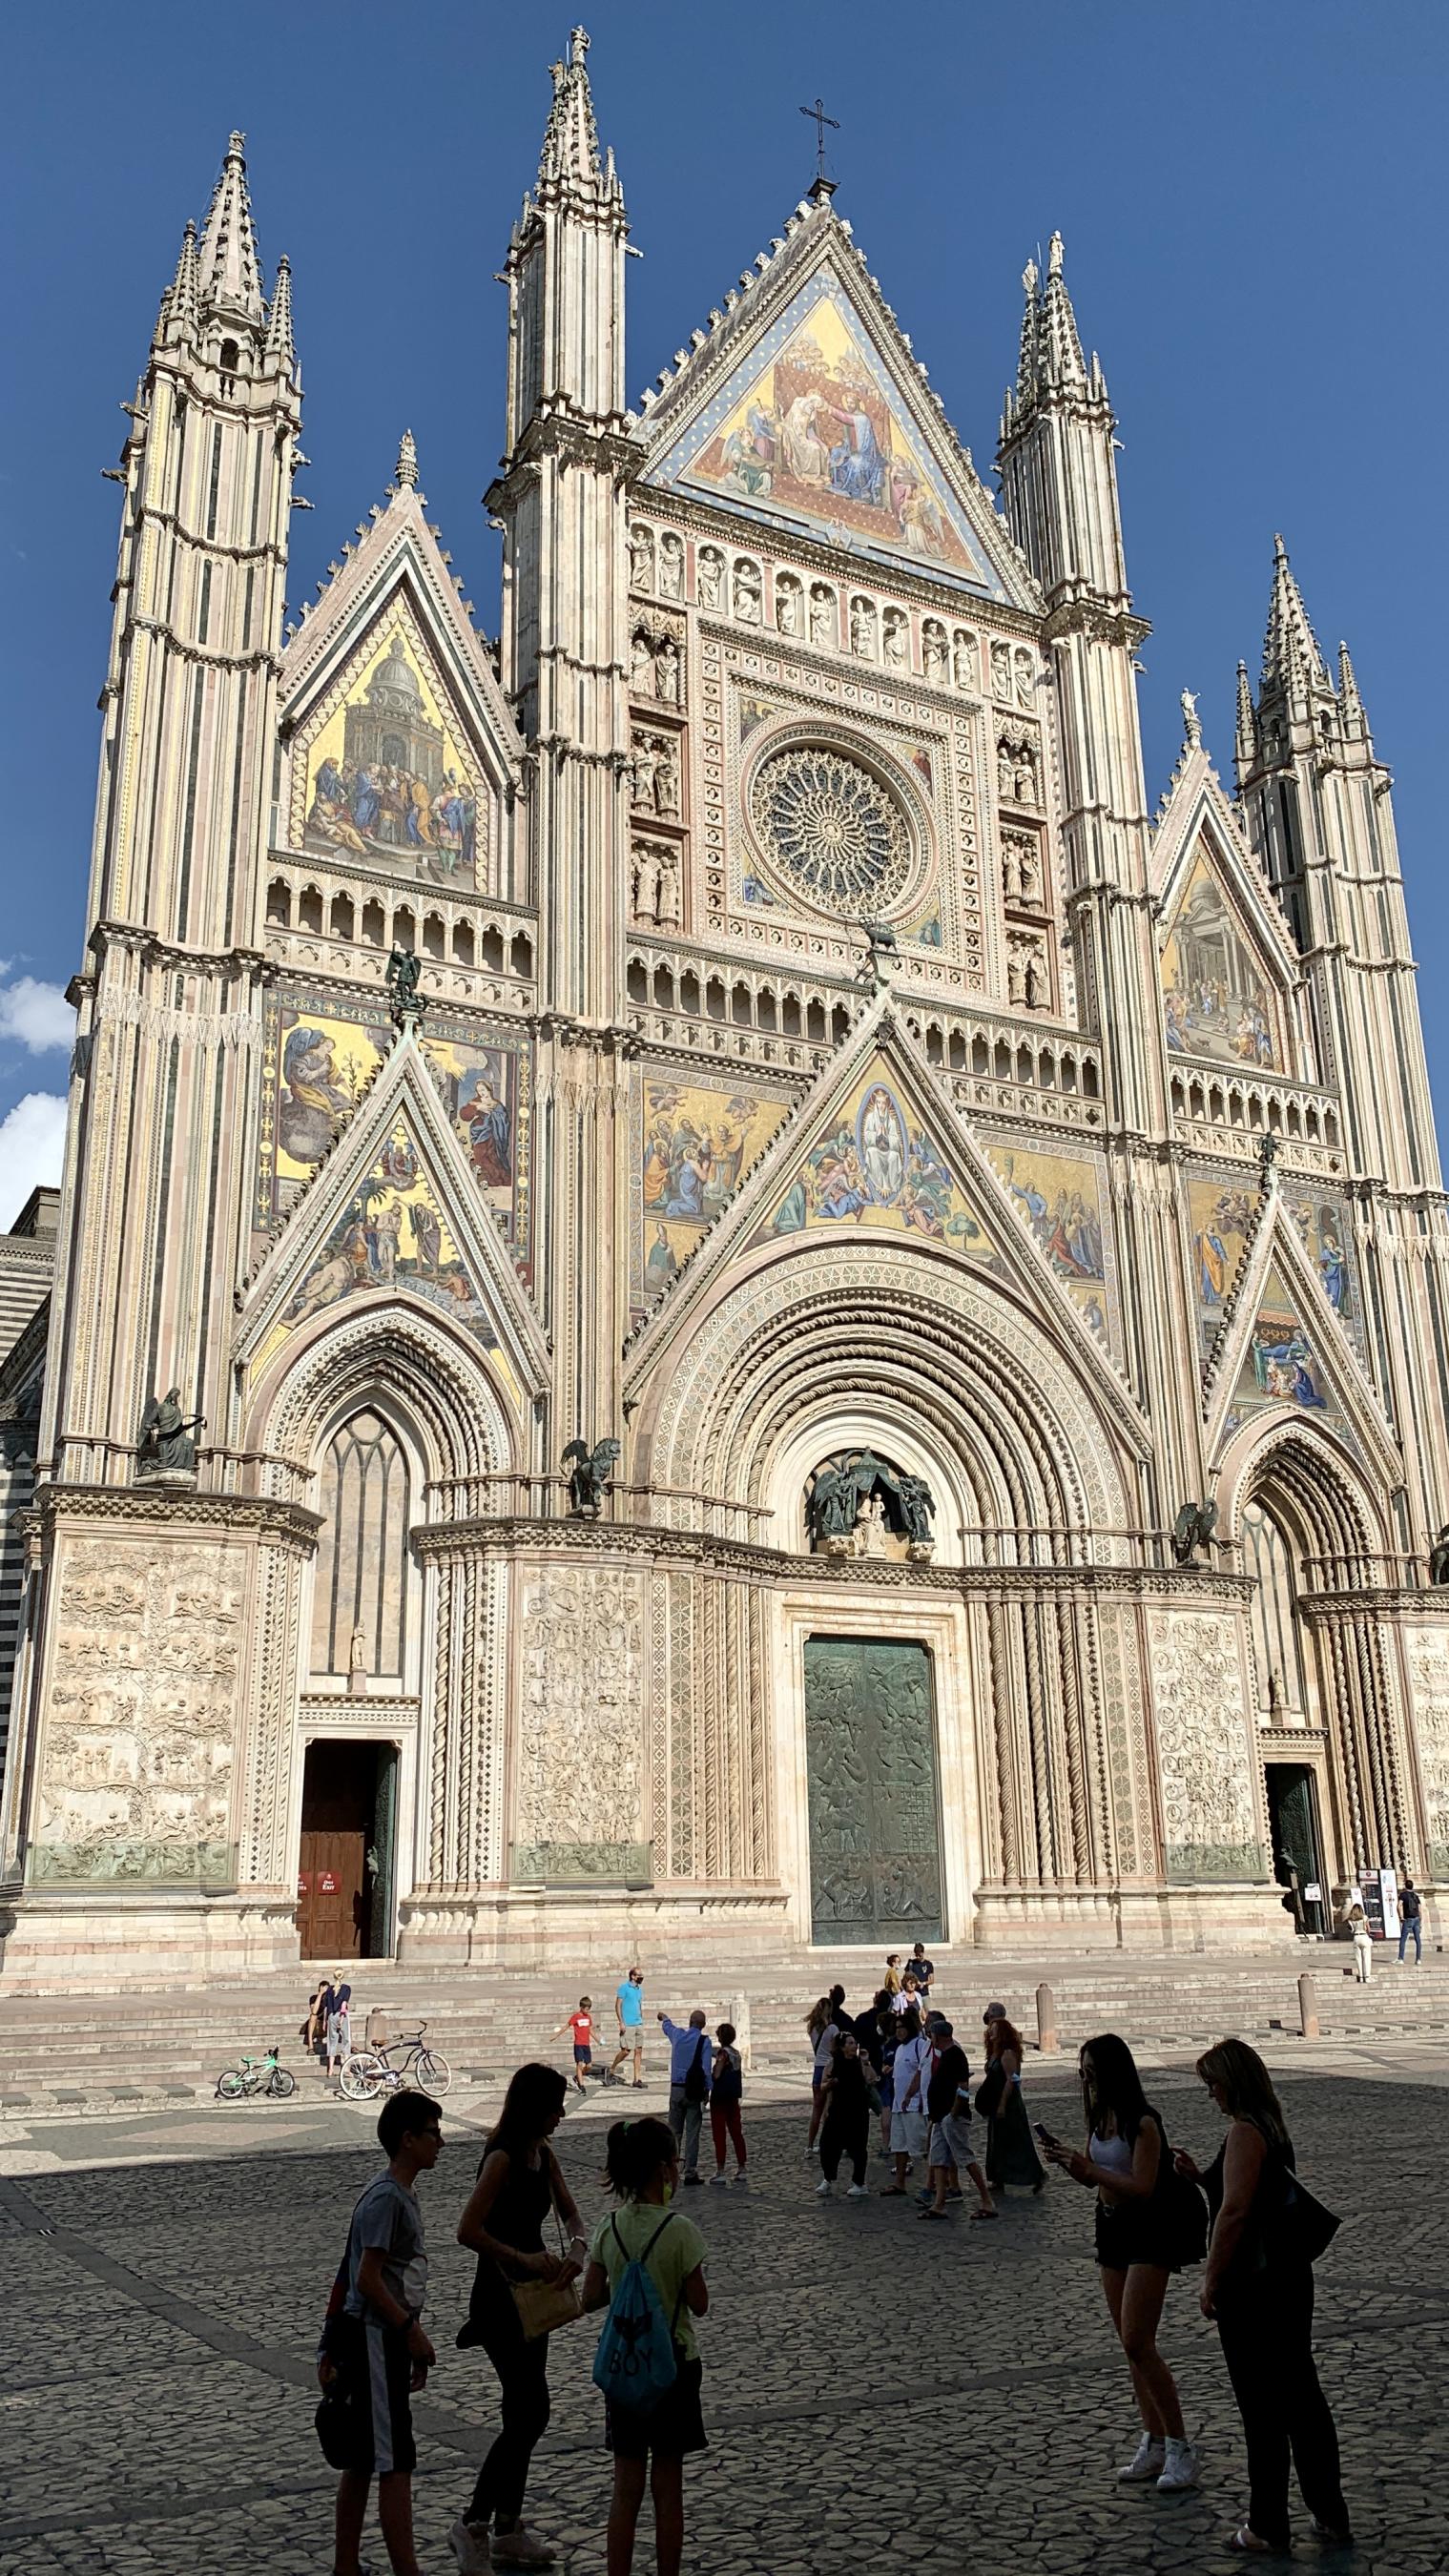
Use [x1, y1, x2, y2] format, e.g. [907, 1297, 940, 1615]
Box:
[216, 2069, 245, 2100]
[340, 2050, 385, 2102]
[267, 2067, 297, 2100]
[416, 2050, 451, 2095]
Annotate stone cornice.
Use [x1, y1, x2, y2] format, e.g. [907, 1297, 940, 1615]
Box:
[23, 1482, 321, 1549]
[410, 1511, 1252, 1601]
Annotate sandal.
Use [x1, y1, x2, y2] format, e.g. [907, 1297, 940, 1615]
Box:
[879, 2185, 908, 2196]
[1223, 2530, 1278, 2557]
[970, 2205, 999, 2221]
[917, 2206, 949, 2220]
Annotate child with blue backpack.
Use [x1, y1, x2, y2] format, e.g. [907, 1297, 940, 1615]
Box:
[581, 2116, 709, 2576]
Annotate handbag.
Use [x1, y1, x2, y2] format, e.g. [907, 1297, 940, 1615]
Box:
[974, 2061, 1005, 2120]
[509, 2205, 586, 2343]
[1280, 2172, 1340, 2265]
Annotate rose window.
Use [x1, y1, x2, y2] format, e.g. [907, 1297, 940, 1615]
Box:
[750, 744, 912, 916]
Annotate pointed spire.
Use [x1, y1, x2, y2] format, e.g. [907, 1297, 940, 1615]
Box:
[263, 253, 295, 370]
[1038, 230, 1087, 392]
[1337, 640, 1369, 740]
[395, 427, 419, 489]
[158, 218, 199, 340]
[197, 131, 264, 324]
[1014, 258, 1040, 405]
[1235, 658, 1257, 775]
[1260, 532, 1330, 700]
[537, 26, 605, 196]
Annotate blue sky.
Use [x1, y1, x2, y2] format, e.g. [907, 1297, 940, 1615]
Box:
[2, 0, 1445, 1223]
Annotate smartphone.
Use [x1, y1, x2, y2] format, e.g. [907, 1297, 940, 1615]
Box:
[1033, 2122, 1061, 2149]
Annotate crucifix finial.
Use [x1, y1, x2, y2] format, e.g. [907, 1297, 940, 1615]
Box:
[798, 95, 840, 194]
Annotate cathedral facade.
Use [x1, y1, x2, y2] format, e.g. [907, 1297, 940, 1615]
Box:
[4, 31, 1449, 1984]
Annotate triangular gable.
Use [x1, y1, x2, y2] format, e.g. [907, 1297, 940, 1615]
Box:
[1202, 1193, 1398, 1486]
[279, 480, 523, 889]
[624, 997, 1147, 1451]
[638, 203, 1028, 605]
[1158, 790, 1301, 1077]
[237, 1024, 549, 1412]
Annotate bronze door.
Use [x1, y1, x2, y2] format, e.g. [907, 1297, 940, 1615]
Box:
[804, 1637, 943, 1944]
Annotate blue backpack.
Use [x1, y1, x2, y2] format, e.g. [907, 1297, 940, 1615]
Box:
[591, 2212, 681, 2412]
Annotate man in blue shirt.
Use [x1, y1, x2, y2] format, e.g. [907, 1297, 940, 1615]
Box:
[657, 2005, 712, 2184]
[610, 1965, 646, 2087]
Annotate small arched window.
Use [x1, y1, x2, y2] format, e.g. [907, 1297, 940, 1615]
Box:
[311, 1409, 411, 1683]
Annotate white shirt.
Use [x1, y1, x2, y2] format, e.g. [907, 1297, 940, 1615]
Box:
[893, 2033, 933, 2112]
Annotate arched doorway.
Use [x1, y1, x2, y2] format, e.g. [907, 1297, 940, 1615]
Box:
[1241, 1497, 1327, 1932]
[1232, 1430, 1407, 1924]
[299, 1406, 417, 1959]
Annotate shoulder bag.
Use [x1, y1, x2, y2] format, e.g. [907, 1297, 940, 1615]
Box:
[511, 2177, 586, 2341]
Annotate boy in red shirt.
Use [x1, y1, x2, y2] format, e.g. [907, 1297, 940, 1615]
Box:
[552, 1993, 596, 2092]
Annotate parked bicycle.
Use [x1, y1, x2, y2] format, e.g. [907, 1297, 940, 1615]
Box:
[338, 2021, 451, 2100]
[216, 2044, 297, 2101]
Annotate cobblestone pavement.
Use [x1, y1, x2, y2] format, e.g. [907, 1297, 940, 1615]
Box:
[0, 2064, 1442, 2576]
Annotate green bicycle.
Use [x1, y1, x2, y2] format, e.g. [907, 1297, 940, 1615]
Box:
[216, 2043, 297, 2102]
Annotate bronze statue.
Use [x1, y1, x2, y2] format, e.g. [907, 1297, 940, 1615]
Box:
[1170, 1498, 1218, 1566]
[1430, 1524, 1449, 1586]
[806, 1463, 857, 1545]
[137, 1388, 204, 1477]
[563, 1435, 621, 1517]
[895, 1472, 937, 1542]
[384, 943, 423, 1023]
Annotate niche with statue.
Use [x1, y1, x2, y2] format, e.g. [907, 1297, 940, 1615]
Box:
[804, 1448, 936, 1563]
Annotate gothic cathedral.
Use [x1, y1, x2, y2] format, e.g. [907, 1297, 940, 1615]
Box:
[5, 31, 1448, 1985]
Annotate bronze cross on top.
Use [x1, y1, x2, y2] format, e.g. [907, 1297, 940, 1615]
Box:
[798, 95, 840, 184]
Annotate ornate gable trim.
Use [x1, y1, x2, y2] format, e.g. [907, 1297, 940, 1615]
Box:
[625, 988, 1148, 1453]
[1152, 752, 1297, 980]
[634, 197, 1036, 610]
[235, 1020, 549, 1403]
[1202, 1181, 1399, 1488]
[279, 484, 523, 789]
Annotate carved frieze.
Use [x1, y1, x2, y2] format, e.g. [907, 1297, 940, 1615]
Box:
[515, 1564, 646, 1857]
[1402, 1622, 1449, 1876]
[33, 1537, 249, 1884]
[1147, 1608, 1262, 1882]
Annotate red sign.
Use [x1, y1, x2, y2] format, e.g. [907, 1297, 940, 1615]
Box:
[297, 1874, 310, 1897]
[319, 1869, 340, 1896]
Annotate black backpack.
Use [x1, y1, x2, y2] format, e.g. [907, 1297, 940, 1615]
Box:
[683, 2030, 710, 2105]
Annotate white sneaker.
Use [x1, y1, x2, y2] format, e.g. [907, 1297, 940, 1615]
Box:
[816, 2176, 834, 2196]
[449, 2524, 492, 2574]
[847, 2182, 870, 2198]
[1156, 2439, 1198, 2493]
[491, 2530, 555, 2570]
[708, 2172, 729, 2187]
[1117, 2436, 1166, 2483]
[733, 2171, 749, 2190]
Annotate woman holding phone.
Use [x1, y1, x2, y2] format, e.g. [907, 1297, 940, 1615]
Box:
[1042, 2032, 1197, 2495]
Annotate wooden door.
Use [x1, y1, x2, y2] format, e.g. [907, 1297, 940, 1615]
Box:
[298, 1829, 366, 1959]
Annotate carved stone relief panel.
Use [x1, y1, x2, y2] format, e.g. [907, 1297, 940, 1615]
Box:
[34, 1535, 250, 1883]
[514, 1564, 646, 1875]
[1146, 1608, 1262, 1882]
[1402, 1621, 1449, 1876]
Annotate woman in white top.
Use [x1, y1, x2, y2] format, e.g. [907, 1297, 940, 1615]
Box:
[1346, 1904, 1374, 1983]
[1044, 2032, 1198, 2495]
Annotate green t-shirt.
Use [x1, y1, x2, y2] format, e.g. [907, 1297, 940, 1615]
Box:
[589, 2200, 707, 2362]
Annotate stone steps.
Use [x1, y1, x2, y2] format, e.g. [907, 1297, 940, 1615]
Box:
[2, 1946, 1441, 2117]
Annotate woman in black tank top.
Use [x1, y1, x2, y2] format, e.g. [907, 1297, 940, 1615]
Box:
[451, 2064, 588, 2572]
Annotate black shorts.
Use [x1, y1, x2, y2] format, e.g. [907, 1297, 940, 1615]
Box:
[1094, 2203, 1181, 2275]
[574, 2044, 592, 2065]
[605, 2353, 707, 2461]
[324, 2317, 417, 2475]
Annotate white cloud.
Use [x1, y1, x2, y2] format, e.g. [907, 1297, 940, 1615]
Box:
[0, 976, 73, 1053]
[0, 1091, 67, 1227]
